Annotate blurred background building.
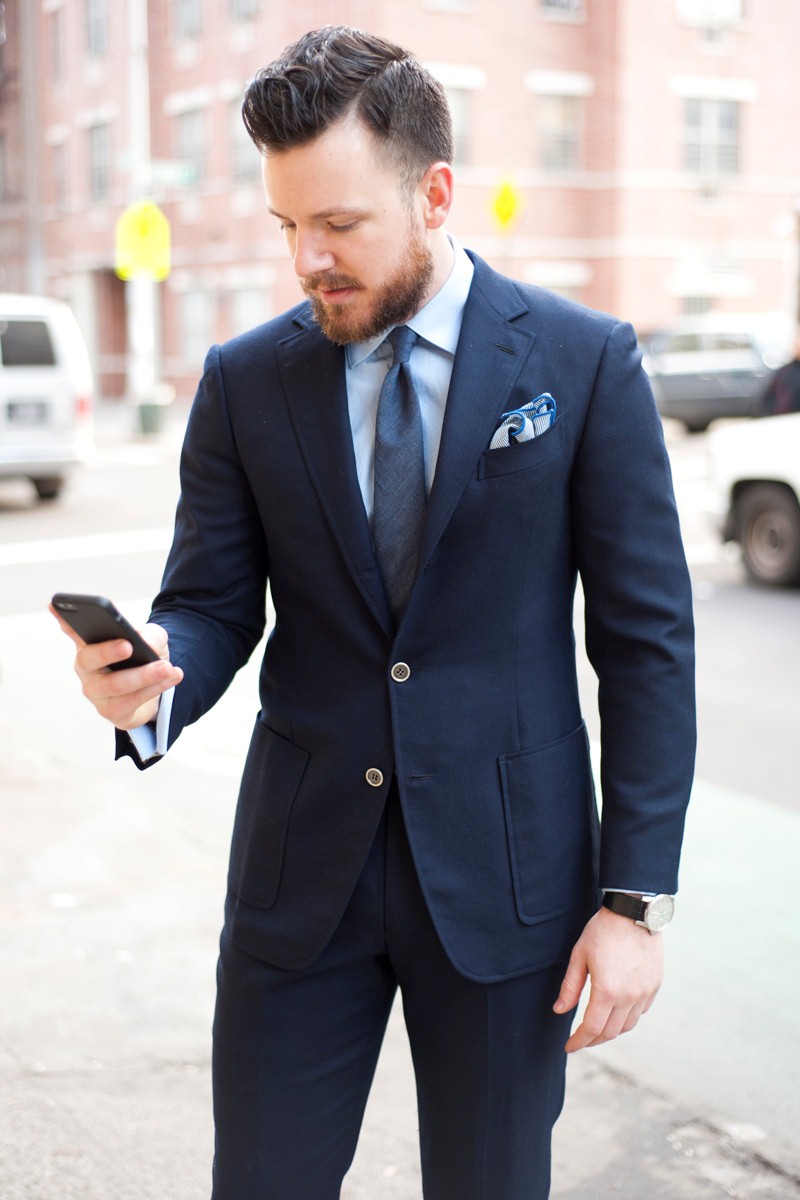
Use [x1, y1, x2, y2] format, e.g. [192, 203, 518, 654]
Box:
[1, 0, 799, 401]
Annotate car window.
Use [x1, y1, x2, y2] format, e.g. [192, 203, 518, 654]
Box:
[0, 319, 57, 367]
[707, 332, 753, 352]
[664, 333, 702, 353]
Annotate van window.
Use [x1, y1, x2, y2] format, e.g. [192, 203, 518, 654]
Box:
[0, 319, 57, 367]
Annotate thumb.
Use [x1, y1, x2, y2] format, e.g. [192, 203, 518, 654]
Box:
[553, 947, 588, 1014]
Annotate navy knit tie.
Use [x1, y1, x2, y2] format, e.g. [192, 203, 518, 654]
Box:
[373, 325, 426, 622]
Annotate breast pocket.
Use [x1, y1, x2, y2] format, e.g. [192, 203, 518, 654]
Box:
[227, 719, 310, 910]
[499, 722, 599, 924]
[478, 418, 565, 480]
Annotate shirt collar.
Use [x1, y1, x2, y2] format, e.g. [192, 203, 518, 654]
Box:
[345, 236, 474, 369]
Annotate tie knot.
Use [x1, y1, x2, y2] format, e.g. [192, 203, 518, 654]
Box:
[387, 325, 418, 366]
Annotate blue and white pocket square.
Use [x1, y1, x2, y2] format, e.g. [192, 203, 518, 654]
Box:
[489, 393, 557, 449]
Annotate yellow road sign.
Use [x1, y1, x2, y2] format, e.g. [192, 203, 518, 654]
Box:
[491, 180, 523, 232]
[115, 200, 171, 281]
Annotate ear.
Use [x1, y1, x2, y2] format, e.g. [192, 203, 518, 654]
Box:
[418, 161, 454, 230]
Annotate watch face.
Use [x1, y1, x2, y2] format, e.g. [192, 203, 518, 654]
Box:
[644, 894, 675, 932]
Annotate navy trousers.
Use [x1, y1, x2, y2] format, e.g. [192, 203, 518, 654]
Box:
[211, 789, 573, 1199]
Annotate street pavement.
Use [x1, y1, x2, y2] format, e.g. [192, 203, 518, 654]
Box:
[2, 406, 799, 1199]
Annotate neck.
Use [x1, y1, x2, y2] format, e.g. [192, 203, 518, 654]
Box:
[419, 228, 455, 311]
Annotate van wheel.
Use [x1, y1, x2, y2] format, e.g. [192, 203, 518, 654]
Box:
[737, 484, 800, 586]
[32, 477, 63, 501]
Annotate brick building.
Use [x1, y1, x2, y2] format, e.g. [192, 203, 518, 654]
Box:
[1, 0, 799, 400]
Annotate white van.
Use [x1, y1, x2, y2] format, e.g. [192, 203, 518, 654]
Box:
[0, 294, 94, 500]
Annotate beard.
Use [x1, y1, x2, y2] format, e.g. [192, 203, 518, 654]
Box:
[301, 225, 435, 346]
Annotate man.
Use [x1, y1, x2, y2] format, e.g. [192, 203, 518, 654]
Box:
[760, 332, 800, 416]
[53, 26, 695, 1200]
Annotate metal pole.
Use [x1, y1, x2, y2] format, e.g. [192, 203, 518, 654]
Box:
[126, 0, 156, 407]
[19, 0, 44, 293]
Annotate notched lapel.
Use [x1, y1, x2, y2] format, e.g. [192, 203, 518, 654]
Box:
[277, 321, 393, 635]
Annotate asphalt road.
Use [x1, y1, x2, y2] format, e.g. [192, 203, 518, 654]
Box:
[1, 404, 798, 1198]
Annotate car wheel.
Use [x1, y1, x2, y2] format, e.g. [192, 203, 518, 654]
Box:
[32, 476, 63, 501]
[683, 419, 710, 434]
[737, 484, 800, 587]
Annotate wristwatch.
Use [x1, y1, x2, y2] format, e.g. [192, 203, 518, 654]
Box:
[602, 892, 675, 934]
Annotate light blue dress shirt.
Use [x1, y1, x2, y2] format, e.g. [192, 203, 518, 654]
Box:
[345, 237, 474, 516]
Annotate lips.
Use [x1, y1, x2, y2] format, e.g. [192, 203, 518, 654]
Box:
[303, 275, 363, 305]
[318, 286, 357, 303]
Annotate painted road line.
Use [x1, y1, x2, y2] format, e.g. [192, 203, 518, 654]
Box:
[0, 528, 173, 567]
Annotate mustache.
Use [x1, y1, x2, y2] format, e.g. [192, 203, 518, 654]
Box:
[302, 272, 364, 293]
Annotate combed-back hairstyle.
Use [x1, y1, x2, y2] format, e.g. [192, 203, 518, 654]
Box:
[242, 26, 454, 190]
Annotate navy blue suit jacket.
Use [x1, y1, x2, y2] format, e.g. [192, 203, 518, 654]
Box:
[126, 252, 696, 981]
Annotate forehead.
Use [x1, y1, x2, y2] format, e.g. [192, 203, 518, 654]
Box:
[262, 115, 405, 217]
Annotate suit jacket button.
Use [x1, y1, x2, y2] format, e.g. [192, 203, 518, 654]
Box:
[365, 768, 384, 787]
[390, 662, 411, 682]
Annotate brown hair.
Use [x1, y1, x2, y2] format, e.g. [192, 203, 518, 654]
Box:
[242, 26, 454, 188]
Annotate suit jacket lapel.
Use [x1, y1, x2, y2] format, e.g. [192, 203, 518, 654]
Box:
[416, 262, 536, 573]
[277, 314, 394, 636]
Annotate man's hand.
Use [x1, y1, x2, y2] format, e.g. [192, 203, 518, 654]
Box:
[50, 605, 183, 730]
[553, 905, 664, 1053]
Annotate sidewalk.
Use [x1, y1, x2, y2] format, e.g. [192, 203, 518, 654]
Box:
[2, 648, 799, 1198]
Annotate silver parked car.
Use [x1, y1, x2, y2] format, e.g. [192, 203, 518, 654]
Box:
[0, 294, 94, 500]
[642, 313, 793, 434]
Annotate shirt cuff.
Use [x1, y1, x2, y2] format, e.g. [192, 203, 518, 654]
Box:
[126, 686, 175, 764]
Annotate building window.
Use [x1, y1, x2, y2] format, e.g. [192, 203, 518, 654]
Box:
[52, 142, 68, 205]
[176, 108, 206, 184]
[231, 100, 261, 182]
[88, 123, 111, 200]
[86, 0, 108, 58]
[676, 0, 743, 26]
[0, 134, 7, 202]
[681, 295, 713, 316]
[173, 0, 202, 39]
[444, 88, 472, 167]
[541, 0, 584, 16]
[230, 0, 259, 18]
[538, 95, 581, 172]
[50, 9, 65, 79]
[422, 0, 474, 10]
[684, 98, 739, 175]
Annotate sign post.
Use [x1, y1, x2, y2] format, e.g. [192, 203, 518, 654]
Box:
[490, 180, 524, 234]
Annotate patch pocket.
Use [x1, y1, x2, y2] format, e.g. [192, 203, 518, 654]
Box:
[499, 723, 599, 924]
[478, 417, 565, 480]
[227, 719, 310, 910]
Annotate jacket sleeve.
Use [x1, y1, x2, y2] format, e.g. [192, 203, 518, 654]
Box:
[570, 320, 696, 893]
[146, 344, 269, 751]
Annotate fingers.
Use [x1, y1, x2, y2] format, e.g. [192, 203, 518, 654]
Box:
[83, 656, 183, 730]
[553, 948, 588, 1016]
[564, 993, 650, 1054]
[50, 605, 183, 729]
[557, 906, 665, 1054]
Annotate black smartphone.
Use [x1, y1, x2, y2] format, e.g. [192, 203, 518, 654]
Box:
[51, 593, 160, 671]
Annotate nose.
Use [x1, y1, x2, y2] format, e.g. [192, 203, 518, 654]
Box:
[291, 229, 336, 279]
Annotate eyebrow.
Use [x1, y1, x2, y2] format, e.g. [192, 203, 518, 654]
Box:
[268, 206, 367, 222]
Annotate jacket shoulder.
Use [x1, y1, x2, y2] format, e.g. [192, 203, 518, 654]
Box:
[467, 250, 627, 344]
[216, 300, 311, 366]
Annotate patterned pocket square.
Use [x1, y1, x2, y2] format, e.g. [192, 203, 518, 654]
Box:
[489, 393, 557, 449]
